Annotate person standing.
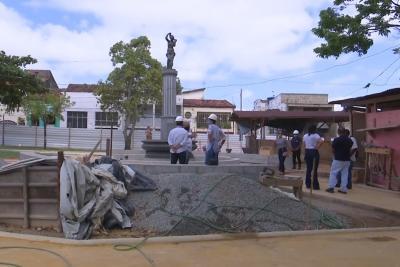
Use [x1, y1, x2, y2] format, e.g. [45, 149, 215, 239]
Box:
[205, 114, 225, 165]
[326, 128, 353, 194]
[145, 126, 153, 140]
[335, 129, 358, 189]
[291, 130, 302, 170]
[183, 120, 193, 164]
[168, 116, 188, 164]
[275, 132, 288, 175]
[303, 125, 324, 190]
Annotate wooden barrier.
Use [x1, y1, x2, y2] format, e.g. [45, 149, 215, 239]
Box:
[259, 173, 303, 199]
[0, 165, 59, 228]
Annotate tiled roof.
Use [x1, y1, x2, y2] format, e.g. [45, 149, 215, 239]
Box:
[183, 99, 235, 108]
[65, 84, 98, 92]
[26, 69, 59, 90]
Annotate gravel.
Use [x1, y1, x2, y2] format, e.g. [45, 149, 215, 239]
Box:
[128, 173, 346, 236]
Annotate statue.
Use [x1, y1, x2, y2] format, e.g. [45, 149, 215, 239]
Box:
[165, 32, 177, 69]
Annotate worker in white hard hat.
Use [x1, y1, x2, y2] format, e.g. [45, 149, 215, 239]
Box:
[290, 129, 302, 170]
[167, 116, 188, 164]
[205, 113, 226, 165]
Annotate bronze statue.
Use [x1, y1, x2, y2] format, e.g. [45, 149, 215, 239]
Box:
[165, 33, 177, 69]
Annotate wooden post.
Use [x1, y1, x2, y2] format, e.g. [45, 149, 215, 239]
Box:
[106, 138, 111, 157]
[22, 167, 29, 228]
[57, 151, 64, 233]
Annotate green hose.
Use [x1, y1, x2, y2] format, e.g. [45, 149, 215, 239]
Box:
[0, 246, 73, 267]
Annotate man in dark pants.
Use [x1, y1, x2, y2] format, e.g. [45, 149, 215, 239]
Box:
[291, 130, 302, 170]
[303, 125, 323, 190]
[336, 129, 358, 189]
[168, 116, 188, 164]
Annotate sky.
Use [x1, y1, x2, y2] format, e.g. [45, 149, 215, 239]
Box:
[1, 0, 400, 110]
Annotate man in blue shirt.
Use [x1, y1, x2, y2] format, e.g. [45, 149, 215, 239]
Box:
[326, 128, 353, 194]
[168, 116, 188, 164]
[205, 114, 225, 165]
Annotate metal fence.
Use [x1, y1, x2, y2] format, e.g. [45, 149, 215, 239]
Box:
[0, 125, 244, 152]
[0, 125, 161, 150]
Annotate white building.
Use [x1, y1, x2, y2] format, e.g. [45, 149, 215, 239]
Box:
[61, 85, 236, 132]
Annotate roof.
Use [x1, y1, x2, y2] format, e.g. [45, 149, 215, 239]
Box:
[182, 88, 206, 94]
[183, 99, 235, 108]
[26, 69, 59, 90]
[329, 88, 400, 105]
[65, 84, 98, 93]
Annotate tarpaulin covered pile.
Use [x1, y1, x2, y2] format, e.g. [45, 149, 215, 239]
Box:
[60, 157, 156, 239]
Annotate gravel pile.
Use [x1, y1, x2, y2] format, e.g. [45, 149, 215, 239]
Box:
[128, 173, 346, 236]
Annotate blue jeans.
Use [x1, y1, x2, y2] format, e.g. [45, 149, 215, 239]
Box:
[305, 149, 320, 189]
[328, 160, 350, 192]
[336, 161, 353, 189]
[278, 148, 286, 173]
[205, 148, 219, 165]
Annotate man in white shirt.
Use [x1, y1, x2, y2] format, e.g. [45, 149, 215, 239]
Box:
[168, 116, 188, 164]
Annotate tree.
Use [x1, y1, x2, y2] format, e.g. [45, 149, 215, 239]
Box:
[176, 77, 183, 94]
[312, 0, 400, 58]
[22, 92, 71, 149]
[96, 36, 162, 150]
[0, 51, 46, 111]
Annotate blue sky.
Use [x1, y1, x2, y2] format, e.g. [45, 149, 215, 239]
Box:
[1, 0, 399, 110]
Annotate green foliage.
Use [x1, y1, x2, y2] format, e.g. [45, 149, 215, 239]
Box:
[176, 77, 183, 94]
[0, 51, 46, 111]
[96, 36, 162, 149]
[0, 149, 20, 159]
[22, 92, 71, 148]
[22, 92, 71, 124]
[312, 0, 400, 58]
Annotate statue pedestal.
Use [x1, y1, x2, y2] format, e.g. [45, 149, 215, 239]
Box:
[142, 68, 178, 158]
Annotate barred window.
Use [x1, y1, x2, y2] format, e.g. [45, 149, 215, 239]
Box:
[67, 112, 87, 128]
[196, 112, 231, 129]
[95, 112, 118, 127]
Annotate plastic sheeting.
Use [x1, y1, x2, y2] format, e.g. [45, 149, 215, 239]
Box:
[60, 158, 156, 240]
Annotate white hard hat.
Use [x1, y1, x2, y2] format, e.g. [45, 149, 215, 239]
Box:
[208, 114, 217, 121]
[293, 130, 299, 135]
[175, 116, 184, 122]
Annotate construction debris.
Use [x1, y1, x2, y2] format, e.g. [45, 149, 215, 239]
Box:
[60, 157, 156, 240]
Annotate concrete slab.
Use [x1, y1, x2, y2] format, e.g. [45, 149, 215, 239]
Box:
[0, 228, 399, 267]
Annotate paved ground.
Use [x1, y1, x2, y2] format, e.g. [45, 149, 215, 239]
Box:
[0, 228, 399, 267]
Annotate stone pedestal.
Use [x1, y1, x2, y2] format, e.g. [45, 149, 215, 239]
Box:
[142, 68, 178, 158]
[160, 68, 178, 140]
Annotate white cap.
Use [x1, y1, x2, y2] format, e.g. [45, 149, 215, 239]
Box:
[208, 114, 217, 121]
[293, 130, 299, 135]
[175, 116, 184, 122]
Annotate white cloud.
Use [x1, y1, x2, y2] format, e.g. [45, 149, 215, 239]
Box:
[0, 0, 330, 85]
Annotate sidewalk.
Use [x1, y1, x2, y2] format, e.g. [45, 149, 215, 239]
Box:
[0, 228, 399, 267]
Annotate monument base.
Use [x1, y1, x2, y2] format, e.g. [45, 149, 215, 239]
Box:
[142, 140, 171, 158]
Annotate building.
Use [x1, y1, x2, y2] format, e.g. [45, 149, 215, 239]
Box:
[254, 93, 333, 112]
[60, 84, 121, 130]
[331, 88, 400, 191]
[60, 85, 235, 132]
[254, 93, 334, 136]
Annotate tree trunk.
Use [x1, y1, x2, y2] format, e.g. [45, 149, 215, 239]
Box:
[123, 121, 135, 150]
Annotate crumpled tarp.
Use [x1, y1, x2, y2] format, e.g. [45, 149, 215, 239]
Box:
[60, 158, 156, 240]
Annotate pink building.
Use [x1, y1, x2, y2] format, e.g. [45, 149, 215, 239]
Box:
[331, 88, 400, 191]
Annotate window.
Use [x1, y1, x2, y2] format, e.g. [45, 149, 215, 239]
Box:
[67, 111, 87, 128]
[95, 112, 118, 127]
[196, 112, 231, 129]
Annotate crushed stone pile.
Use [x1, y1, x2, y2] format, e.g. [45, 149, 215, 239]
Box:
[129, 173, 346, 236]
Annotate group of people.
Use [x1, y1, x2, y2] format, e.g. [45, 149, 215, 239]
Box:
[168, 113, 225, 165]
[275, 125, 358, 193]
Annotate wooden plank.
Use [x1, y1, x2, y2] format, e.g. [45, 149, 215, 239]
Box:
[56, 151, 64, 233]
[365, 147, 392, 155]
[357, 124, 400, 132]
[22, 167, 29, 228]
